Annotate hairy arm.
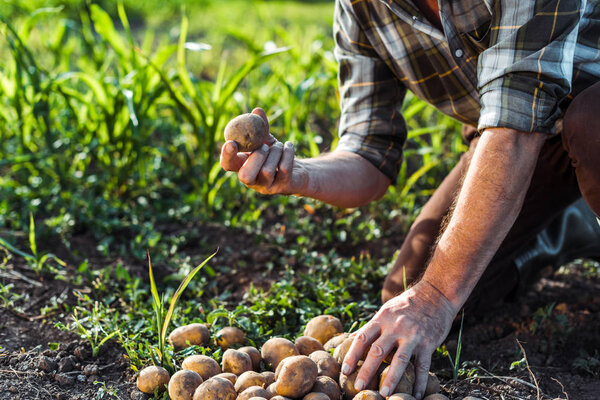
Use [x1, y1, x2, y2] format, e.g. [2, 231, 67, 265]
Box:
[343, 127, 546, 399]
[421, 127, 546, 309]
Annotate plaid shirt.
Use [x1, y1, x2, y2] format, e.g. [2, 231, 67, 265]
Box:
[334, 0, 600, 181]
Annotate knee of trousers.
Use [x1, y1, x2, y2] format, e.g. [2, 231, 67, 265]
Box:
[563, 82, 600, 165]
[562, 82, 600, 213]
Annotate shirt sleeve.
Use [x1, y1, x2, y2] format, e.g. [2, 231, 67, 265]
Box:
[334, 0, 407, 182]
[477, 0, 585, 134]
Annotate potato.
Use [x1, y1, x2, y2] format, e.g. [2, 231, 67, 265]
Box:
[425, 372, 441, 396]
[462, 397, 484, 400]
[304, 315, 344, 344]
[214, 372, 237, 385]
[324, 333, 349, 352]
[309, 350, 341, 380]
[169, 323, 210, 350]
[379, 363, 415, 395]
[304, 393, 331, 400]
[224, 113, 268, 152]
[266, 382, 278, 397]
[261, 337, 299, 369]
[215, 326, 246, 349]
[182, 355, 221, 380]
[238, 386, 272, 400]
[222, 348, 253, 375]
[332, 338, 368, 365]
[311, 375, 341, 400]
[168, 370, 203, 400]
[296, 336, 325, 356]
[339, 362, 377, 400]
[271, 397, 292, 400]
[235, 371, 267, 393]
[353, 390, 384, 400]
[240, 346, 262, 371]
[193, 376, 237, 400]
[423, 394, 449, 400]
[389, 394, 417, 400]
[262, 371, 276, 387]
[247, 398, 268, 400]
[275, 355, 318, 398]
[136, 365, 170, 394]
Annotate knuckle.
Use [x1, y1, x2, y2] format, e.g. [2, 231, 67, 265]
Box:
[261, 167, 276, 181]
[394, 352, 410, 363]
[369, 343, 385, 357]
[238, 172, 253, 185]
[355, 332, 368, 344]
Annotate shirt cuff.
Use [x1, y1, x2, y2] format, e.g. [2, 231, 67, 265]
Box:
[478, 77, 563, 134]
[336, 131, 402, 183]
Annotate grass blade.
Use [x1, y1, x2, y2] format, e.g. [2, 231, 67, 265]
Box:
[160, 250, 217, 346]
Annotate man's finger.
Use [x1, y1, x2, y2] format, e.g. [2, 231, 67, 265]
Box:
[220, 140, 248, 171]
[259, 142, 284, 187]
[342, 323, 381, 375]
[412, 351, 432, 400]
[276, 141, 294, 183]
[379, 341, 416, 398]
[238, 144, 269, 185]
[251, 107, 270, 132]
[354, 336, 394, 391]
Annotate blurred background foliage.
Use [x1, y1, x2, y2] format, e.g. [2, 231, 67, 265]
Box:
[0, 0, 465, 259]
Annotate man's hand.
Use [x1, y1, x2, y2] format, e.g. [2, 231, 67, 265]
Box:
[220, 108, 308, 195]
[342, 280, 457, 399]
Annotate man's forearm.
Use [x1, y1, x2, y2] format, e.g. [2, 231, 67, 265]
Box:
[422, 128, 546, 311]
[295, 150, 391, 208]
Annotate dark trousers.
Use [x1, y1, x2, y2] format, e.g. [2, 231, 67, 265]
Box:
[382, 82, 600, 309]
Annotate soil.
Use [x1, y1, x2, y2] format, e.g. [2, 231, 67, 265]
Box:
[1, 223, 599, 400]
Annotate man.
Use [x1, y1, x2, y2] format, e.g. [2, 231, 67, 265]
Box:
[221, 0, 600, 398]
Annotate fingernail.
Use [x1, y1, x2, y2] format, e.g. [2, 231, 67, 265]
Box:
[380, 387, 390, 397]
[354, 379, 364, 391]
[225, 142, 235, 154]
[415, 392, 422, 400]
[285, 141, 293, 148]
[341, 364, 350, 375]
[261, 144, 269, 152]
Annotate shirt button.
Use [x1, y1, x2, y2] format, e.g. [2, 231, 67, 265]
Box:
[455, 49, 464, 58]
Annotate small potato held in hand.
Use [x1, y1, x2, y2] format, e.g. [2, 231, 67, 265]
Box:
[224, 113, 268, 152]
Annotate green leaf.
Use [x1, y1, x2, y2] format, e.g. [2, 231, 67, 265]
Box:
[160, 250, 217, 346]
[29, 213, 37, 257]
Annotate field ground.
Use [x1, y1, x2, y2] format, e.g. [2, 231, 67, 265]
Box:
[1, 1, 599, 399]
[1, 225, 599, 399]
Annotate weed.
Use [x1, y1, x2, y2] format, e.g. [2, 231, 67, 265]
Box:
[148, 250, 216, 370]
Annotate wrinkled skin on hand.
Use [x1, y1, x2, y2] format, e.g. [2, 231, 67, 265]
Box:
[342, 280, 458, 400]
[220, 108, 308, 195]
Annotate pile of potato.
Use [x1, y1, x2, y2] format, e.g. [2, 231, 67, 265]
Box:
[136, 316, 449, 400]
